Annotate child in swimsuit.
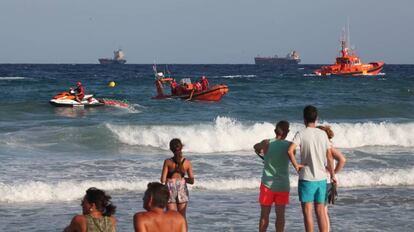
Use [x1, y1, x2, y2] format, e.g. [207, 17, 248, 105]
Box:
[317, 125, 346, 232]
[161, 138, 194, 220]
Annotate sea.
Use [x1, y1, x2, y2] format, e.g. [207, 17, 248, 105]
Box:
[0, 64, 413, 231]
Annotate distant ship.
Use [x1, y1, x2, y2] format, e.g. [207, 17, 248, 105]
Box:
[98, 49, 127, 64]
[254, 51, 301, 65]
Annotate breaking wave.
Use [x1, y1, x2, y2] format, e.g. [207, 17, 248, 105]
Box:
[1, 168, 413, 203]
[106, 117, 414, 153]
[0, 76, 26, 80]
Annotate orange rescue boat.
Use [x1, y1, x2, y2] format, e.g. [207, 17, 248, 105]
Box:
[314, 28, 384, 76]
[152, 76, 229, 102]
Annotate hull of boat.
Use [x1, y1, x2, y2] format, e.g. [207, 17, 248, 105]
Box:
[153, 85, 229, 102]
[254, 57, 300, 65]
[50, 92, 104, 107]
[98, 59, 126, 65]
[49, 99, 105, 107]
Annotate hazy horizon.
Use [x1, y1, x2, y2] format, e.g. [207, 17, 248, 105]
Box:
[1, 0, 413, 64]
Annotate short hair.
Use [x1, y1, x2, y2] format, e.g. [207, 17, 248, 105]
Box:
[317, 125, 334, 139]
[275, 120, 289, 136]
[146, 182, 169, 208]
[303, 105, 318, 123]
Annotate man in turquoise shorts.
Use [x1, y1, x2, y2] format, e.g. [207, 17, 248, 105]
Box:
[254, 120, 290, 232]
[288, 105, 335, 232]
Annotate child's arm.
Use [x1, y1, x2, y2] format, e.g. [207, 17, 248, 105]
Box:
[332, 147, 346, 174]
[288, 143, 304, 173]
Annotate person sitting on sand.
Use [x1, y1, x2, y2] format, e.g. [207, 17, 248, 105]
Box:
[254, 120, 291, 232]
[317, 125, 346, 232]
[161, 138, 194, 220]
[64, 187, 117, 232]
[134, 182, 187, 232]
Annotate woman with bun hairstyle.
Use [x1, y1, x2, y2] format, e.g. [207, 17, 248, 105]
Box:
[64, 187, 117, 232]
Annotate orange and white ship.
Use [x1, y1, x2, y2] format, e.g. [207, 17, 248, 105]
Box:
[314, 26, 384, 76]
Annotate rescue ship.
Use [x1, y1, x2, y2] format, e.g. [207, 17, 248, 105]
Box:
[314, 28, 384, 76]
[98, 49, 126, 64]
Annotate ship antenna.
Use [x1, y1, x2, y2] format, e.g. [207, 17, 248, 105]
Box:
[347, 17, 351, 52]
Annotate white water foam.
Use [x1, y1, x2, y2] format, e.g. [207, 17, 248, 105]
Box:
[0, 179, 148, 203]
[303, 73, 317, 77]
[1, 168, 413, 203]
[221, 74, 257, 79]
[106, 117, 414, 153]
[0, 76, 26, 80]
[326, 121, 414, 148]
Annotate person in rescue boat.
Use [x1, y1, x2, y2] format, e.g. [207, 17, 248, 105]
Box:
[170, 79, 177, 95]
[194, 81, 202, 92]
[74, 81, 85, 102]
[201, 76, 209, 91]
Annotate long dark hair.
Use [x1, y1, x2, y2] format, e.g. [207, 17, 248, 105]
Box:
[85, 187, 116, 216]
[169, 138, 184, 172]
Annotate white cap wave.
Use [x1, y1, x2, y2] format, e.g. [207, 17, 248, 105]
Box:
[106, 117, 414, 153]
[1, 168, 413, 203]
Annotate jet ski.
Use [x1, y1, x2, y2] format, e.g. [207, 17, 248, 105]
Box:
[49, 90, 104, 107]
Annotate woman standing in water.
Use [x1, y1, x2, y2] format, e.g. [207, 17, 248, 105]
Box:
[161, 138, 194, 219]
[64, 187, 117, 232]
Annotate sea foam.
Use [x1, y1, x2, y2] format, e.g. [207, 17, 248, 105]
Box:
[1, 168, 413, 203]
[0, 77, 26, 80]
[106, 117, 414, 153]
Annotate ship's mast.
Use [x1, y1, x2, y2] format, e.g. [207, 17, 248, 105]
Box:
[347, 17, 351, 52]
[340, 27, 348, 57]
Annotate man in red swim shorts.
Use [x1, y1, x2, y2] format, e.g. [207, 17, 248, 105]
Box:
[254, 121, 291, 232]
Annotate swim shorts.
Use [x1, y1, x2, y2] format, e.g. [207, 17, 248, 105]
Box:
[298, 179, 327, 203]
[167, 178, 189, 203]
[259, 183, 289, 206]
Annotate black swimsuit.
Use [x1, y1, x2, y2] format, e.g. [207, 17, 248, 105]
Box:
[167, 157, 186, 179]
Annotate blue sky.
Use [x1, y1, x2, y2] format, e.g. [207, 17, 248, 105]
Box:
[1, 0, 413, 64]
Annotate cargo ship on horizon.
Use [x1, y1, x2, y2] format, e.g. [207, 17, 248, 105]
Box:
[254, 50, 300, 65]
[98, 49, 126, 65]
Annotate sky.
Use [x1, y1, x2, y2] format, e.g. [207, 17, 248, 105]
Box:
[1, 0, 413, 64]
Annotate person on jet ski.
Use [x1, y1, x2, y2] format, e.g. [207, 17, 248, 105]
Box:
[74, 81, 85, 102]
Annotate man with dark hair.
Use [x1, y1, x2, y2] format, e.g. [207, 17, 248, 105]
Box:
[134, 182, 187, 232]
[288, 105, 335, 232]
[254, 120, 291, 232]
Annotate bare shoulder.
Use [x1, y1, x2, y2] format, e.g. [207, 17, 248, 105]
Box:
[73, 215, 87, 224]
[134, 211, 150, 220]
[64, 215, 86, 232]
[163, 159, 173, 169]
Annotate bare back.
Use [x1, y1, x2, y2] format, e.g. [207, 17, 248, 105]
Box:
[134, 211, 186, 232]
[161, 158, 194, 184]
